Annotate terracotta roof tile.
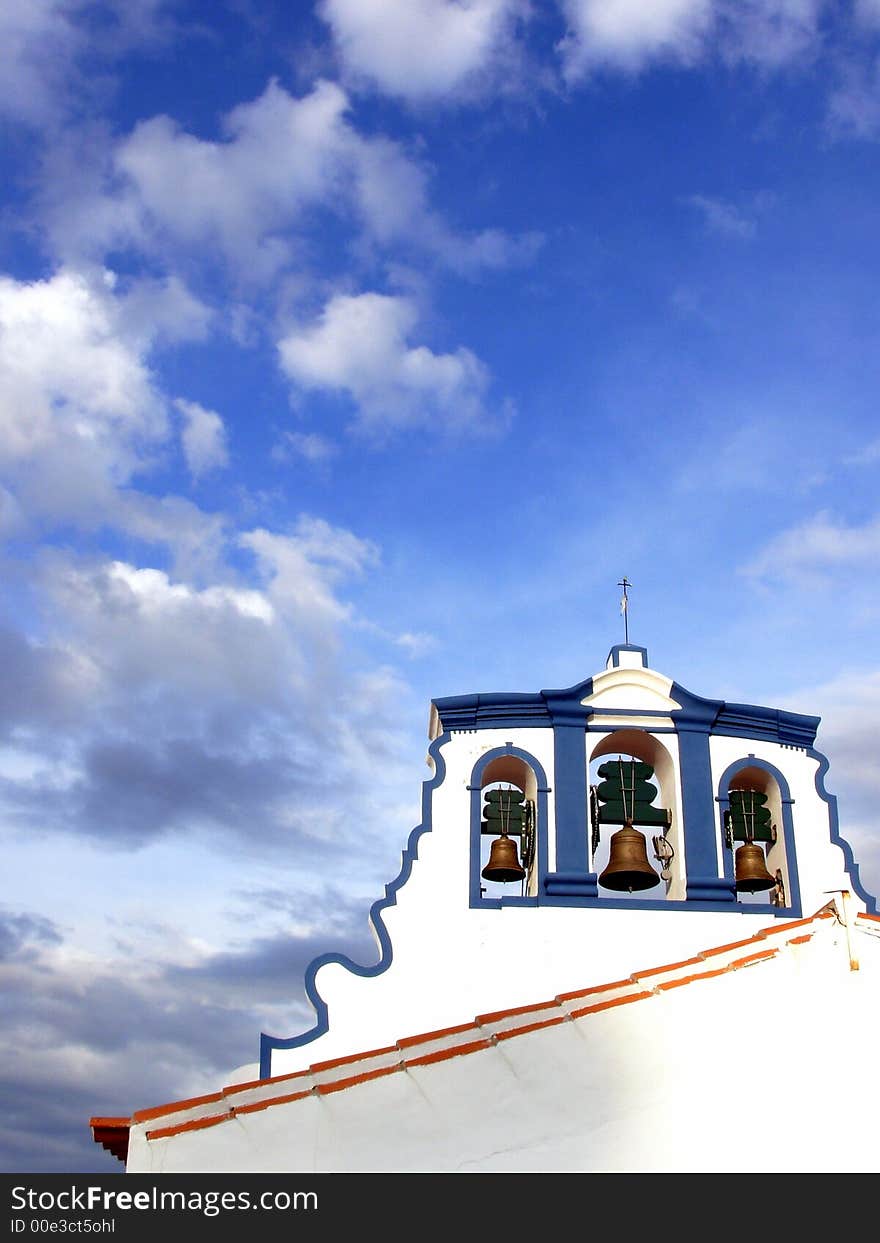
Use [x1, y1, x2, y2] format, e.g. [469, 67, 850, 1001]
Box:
[89, 1117, 130, 1164]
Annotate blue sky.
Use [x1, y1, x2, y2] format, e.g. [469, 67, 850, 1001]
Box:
[2, 0, 880, 1173]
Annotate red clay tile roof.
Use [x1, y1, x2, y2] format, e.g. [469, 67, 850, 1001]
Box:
[89, 1117, 130, 1164]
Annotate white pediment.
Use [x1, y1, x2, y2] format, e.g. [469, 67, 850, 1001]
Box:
[582, 666, 681, 713]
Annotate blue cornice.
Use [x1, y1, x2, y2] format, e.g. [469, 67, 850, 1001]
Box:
[670, 681, 820, 747]
[714, 701, 820, 748]
[433, 677, 594, 732]
[668, 683, 721, 731]
[435, 672, 819, 749]
[432, 690, 549, 730]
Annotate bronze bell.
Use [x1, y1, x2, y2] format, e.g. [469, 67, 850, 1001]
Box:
[598, 821, 660, 892]
[734, 841, 776, 893]
[482, 833, 526, 883]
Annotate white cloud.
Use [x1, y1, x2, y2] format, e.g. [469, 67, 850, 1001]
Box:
[114, 78, 350, 277]
[0, 514, 405, 853]
[35, 123, 151, 267]
[0, 0, 181, 128]
[44, 556, 281, 707]
[740, 510, 880, 585]
[394, 631, 438, 657]
[558, 0, 712, 77]
[350, 129, 543, 272]
[0, 884, 389, 1170]
[241, 517, 380, 634]
[843, 437, 880, 466]
[685, 194, 758, 238]
[175, 399, 229, 479]
[285, 514, 379, 577]
[0, 556, 298, 845]
[0, 266, 225, 545]
[0, 267, 166, 478]
[318, 0, 526, 100]
[776, 668, 880, 895]
[558, 0, 828, 79]
[782, 669, 880, 795]
[351, 615, 439, 658]
[116, 274, 213, 346]
[717, 0, 825, 69]
[105, 561, 273, 624]
[40, 78, 540, 279]
[111, 493, 231, 582]
[827, 55, 880, 140]
[277, 291, 494, 433]
[0, 266, 233, 578]
[272, 430, 338, 464]
[0, 0, 84, 124]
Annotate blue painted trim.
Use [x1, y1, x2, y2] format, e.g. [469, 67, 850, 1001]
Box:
[537, 893, 739, 911]
[669, 682, 723, 733]
[543, 681, 594, 726]
[258, 735, 449, 1079]
[714, 704, 819, 749]
[808, 746, 877, 914]
[434, 671, 820, 751]
[544, 871, 599, 897]
[469, 745, 550, 907]
[685, 878, 736, 902]
[433, 691, 551, 731]
[606, 644, 649, 668]
[716, 757, 801, 917]
[541, 685, 593, 879]
[676, 727, 728, 901]
[669, 682, 817, 906]
[670, 681, 820, 749]
[550, 719, 590, 873]
[433, 677, 595, 733]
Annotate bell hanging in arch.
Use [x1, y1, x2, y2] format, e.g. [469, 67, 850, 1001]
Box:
[482, 833, 526, 883]
[734, 841, 776, 893]
[598, 820, 660, 892]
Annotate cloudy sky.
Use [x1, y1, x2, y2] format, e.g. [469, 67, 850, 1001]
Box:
[2, 0, 880, 1173]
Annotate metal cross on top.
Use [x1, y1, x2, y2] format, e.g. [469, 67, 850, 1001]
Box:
[618, 576, 632, 644]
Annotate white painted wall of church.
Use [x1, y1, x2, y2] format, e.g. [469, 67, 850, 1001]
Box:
[133, 923, 880, 1174]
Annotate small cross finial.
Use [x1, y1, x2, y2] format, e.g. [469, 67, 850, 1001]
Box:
[618, 577, 632, 645]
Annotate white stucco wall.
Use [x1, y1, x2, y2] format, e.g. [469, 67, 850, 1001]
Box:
[130, 919, 880, 1174]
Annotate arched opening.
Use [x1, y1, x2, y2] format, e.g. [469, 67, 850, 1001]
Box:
[725, 764, 788, 907]
[588, 730, 678, 901]
[477, 754, 539, 900]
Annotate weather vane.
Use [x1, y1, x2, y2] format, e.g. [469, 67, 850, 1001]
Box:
[618, 576, 632, 645]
